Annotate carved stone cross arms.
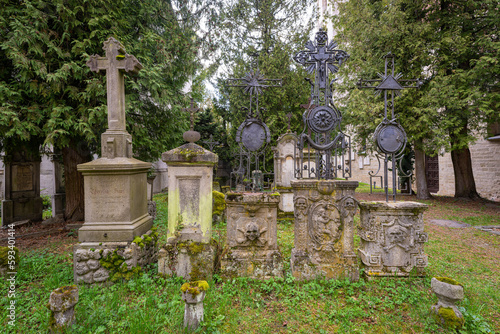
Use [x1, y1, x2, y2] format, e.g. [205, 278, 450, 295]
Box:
[86, 37, 143, 132]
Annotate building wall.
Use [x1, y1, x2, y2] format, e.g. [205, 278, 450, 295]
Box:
[437, 138, 500, 201]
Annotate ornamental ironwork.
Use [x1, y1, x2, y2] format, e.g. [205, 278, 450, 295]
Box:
[293, 28, 351, 180]
[357, 52, 422, 202]
[226, 53, 282, 191]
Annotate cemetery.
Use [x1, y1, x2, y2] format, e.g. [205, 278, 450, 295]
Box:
[0, 0, 499, 333]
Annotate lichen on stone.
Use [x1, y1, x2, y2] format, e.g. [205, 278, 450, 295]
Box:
[435, 276, 462, 286]
[435, 307, 464, 329]
[181, 280, 209, 296]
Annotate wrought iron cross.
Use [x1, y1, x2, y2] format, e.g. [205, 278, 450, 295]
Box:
[294, 28, 349, 107]
[357, 52, 422, 120]
[87, 37, 142, 131]
[357, 52, 422, 202]
[182, 97, 200, 131]
[226, 53, 281, 119]
[203, 134, 220, 151]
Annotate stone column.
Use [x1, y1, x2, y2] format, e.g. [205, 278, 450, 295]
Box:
[158, 142, 218, 280]
[222, 192, 283, 279]
[48, 285, 78, 333]
[1, 149, 43, 226]
[290, 179, 359, 281]
[274, 133, 298, 215]
[357, 201, 428, 277]
[431, 277, 465, 330]
[50, 152, 65, 219]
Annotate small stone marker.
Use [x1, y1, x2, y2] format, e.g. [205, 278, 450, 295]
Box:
[181, 281, 209, 331]
[431, 277, 465, 329]
[48, 285, 78, 333]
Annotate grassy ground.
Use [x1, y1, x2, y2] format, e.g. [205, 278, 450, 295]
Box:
[1, 189, 499, 333]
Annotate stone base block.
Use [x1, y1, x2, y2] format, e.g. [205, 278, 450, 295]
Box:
[73, 229, 157, 285]
[158, 242, 214, 281]
[290, 249, 359, 281]
[221, 249, 283, 279]
[357, 201, 428, 278]
[278, 190, 294, 213]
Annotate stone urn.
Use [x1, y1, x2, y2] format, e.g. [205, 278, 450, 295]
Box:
[181, 281, 209, 331]
[431, 277, 465, 329]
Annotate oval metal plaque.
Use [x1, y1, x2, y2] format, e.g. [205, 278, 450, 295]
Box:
[241, 122, 267, 151]
[307, 106, 340, 133]
[376, 123, 406, 154]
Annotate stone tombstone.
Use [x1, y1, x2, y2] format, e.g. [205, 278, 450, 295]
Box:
[274, 132, 298, 213]
[357, 201, 428, 277]
[290, 179, 359, 281]
[48, 285, 78, 333]
[157, 142, 218, 281]
[2, 149, 43, 225]
[74, 38, 154, 285]
[222, 192, 283, 279]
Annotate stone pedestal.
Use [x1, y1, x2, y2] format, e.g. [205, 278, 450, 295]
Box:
[222, 192, 283, 279]
[431, 277, 465, 329]
[48, 285, 78, 333]
[181, 281, 209, 331]
[158, 143, 218, 280]
[357, 201, 428, 277]
[290, 179, 359, 281]
[73, 229, 157, 284]
[77, 158, 153, 242]
[1, 151, 43, 225]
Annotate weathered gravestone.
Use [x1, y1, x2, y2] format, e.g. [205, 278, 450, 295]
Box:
[157, 100, 218, 281]
[273, 131, 298, 214]
[1, 147, 43, 226]
[222, 192, 283, 279]
[73, 37, 156, 285]
[357, 201, 428, 277]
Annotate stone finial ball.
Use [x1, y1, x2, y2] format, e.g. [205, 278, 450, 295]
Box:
[183, 130, 201, 143]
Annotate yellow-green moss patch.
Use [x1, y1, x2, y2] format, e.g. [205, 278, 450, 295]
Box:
[181, 280, 209, 295]
[435, 276, 462, 286]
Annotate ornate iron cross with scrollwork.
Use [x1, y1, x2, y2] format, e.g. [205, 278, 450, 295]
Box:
[294, 28, 349, 107]
[357, 52, 422, 202]
[202, 134, 220, 151]
[226, 53, 281, 119]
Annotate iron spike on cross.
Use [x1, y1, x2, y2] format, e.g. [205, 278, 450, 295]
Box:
[86, 37, 143, 131]
[182, 97, 200, 131]
[294, 28, 349, 106]
[226, 53, 281, 119]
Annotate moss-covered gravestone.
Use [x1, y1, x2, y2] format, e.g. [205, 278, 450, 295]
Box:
[158, 132, 218, 281]
[48, 285, 78, 333]
[431, 277, 465, 329]
[73, 38, 156, 285]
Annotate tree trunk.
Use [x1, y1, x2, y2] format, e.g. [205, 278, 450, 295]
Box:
[62, 142, 92, 222]
[450, 146, 480, 199]
[414, 141, 432, 200]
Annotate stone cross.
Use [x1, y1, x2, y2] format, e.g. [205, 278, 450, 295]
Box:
[202, 135, 220, 151]
[182, 97, 200, 131]
[285, 113, 293, 132]
[86, 37, 143, 131]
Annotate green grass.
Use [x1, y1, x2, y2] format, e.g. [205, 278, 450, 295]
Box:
[1, 193, 497, 333]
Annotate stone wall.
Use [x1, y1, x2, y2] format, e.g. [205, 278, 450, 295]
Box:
[436, 138, 500, 201]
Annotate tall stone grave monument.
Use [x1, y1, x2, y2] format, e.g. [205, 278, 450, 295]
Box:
[73, 38, 155, 285]
[157, 99, 218, 281]
[291, 29, 358, 281]
[1, 145, 43, 225]
[356, 53, 429, 278]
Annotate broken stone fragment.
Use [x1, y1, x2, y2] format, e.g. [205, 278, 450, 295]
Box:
[48, 285, 78, 333]
[181, 281, 209, 331]
[431, 277, 465, 329]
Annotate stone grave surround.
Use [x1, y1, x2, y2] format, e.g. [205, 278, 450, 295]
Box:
[74, 37, 154, 284]
[273, 132, 298, 213]
[221, 192, 283, 279]
[357, 201, 428, 277]
[2, 149, 43, 225]
[290, 179, 359, 281]
[158, 142, 218, 281]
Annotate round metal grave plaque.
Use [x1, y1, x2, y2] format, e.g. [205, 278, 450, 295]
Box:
[238, 121, 270, 152]
[307, 105, 340, 134]
[375, 123, 406, 154]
